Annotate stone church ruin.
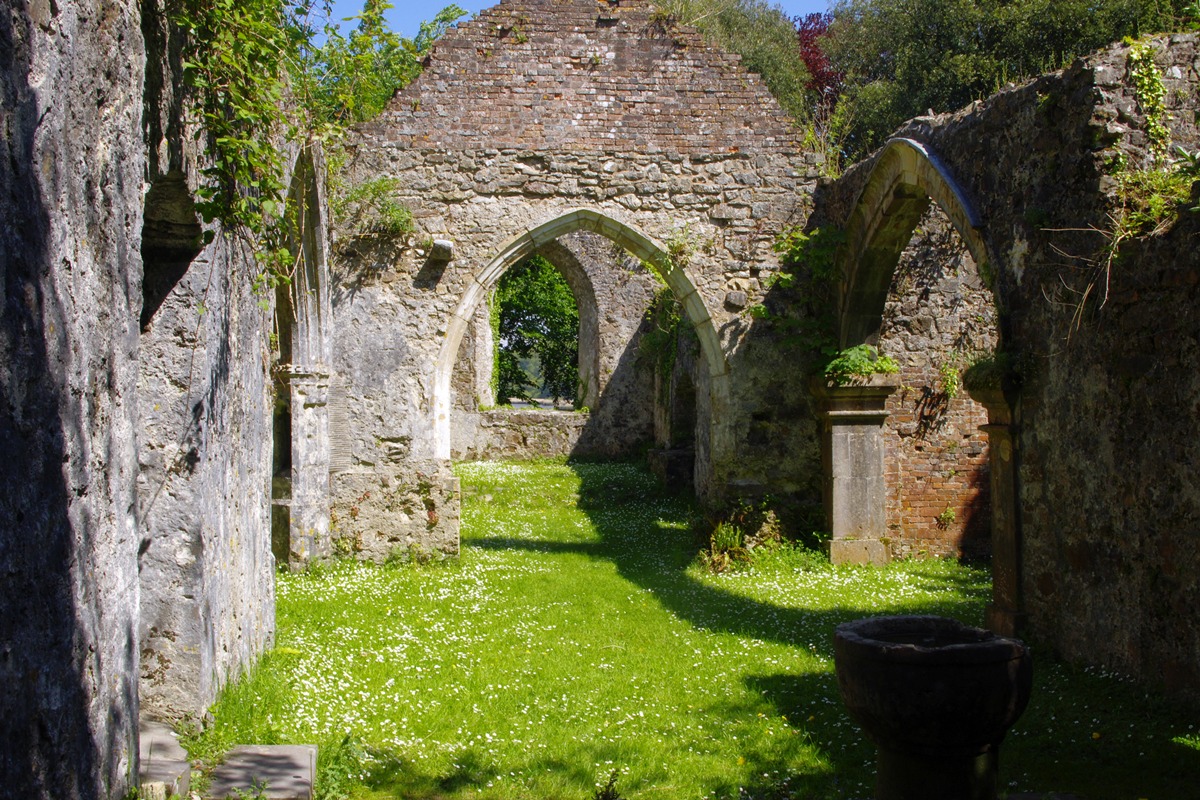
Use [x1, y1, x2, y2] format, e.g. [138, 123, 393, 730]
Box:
[2, 0, 1198, 795]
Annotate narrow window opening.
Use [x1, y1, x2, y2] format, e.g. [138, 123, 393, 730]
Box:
[140, 170, 202, 331]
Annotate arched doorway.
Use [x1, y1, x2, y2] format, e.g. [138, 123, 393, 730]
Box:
[830, 138, 1020, 632]
[433, 209, 731, 495]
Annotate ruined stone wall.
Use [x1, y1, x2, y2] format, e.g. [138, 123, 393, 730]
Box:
[717, 312, 825, 521]
[459, 409, 590, 460]
[451, 303, 495, 414]
[921, 35, 1199, 695]
[377, 0, 798, 153]
[135, 0, 275, 720]
[333, 0, 819, 555]
[0, 1, 144, 795]
[136, 239, 276, 720]
[879, 206, 997, 559]
[1015, 211, 1200, 695]
[1004, 37, 1199, 694]
[563, 232, 661, 456]
[822, 34, 1200, 694]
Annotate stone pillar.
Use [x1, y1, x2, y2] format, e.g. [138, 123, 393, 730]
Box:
[288, 368, 332, 564]
[966, 385, 1025, 636]
[813, 376, 900, 565]
[472, 304, 496, 409]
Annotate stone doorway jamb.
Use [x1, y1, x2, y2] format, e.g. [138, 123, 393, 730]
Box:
[812, 374, 900, 566]
[966, 383, 1025, 637]
[285, 364, 332, 564]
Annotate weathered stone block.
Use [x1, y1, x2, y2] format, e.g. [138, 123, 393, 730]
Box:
[2, 2, 143, 794]
[829, 539, 892, 566]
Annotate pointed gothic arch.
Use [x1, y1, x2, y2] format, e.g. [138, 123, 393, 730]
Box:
[829, 138, 1021, 634]
[432, 209, 731, 480]
[839, 138, 996, 348]
[530, 237, 602, 411]
[273, 143, 334, 565]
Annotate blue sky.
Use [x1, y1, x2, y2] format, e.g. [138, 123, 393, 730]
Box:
[326, 0, 831, 38]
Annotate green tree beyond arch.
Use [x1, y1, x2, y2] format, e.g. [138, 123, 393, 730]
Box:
[494, 256, 580, 406]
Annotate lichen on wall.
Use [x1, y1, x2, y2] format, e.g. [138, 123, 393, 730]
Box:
[0, 0, 145, 794]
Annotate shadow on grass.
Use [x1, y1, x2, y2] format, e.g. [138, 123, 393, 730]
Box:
[448, 460, 988, 798]
[474, 461, 989, 655]
[741, 672, 878, 800]
[1000, 659, 1200, 799]
[462, 460, 1200, 799]
[437, 458, 1200, 800]
[472, 528, 981, 662]
[358, 748, 603, 799]
[471, 537, 607, 558]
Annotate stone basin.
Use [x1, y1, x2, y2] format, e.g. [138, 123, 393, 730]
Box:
[834, 615, 1032, 800]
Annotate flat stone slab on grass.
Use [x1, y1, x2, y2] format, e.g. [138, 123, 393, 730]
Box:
[138, 720, 190, 800]
[206, 744, 317, 800]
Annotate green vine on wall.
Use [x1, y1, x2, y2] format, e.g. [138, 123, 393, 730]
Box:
[641, 225, 706, 282]
[748, 225, 843, 357]
[1069, 42, 1200, 330]
[174, 0, 467, 290]
[1127, 42, 1170, 163]
[771, 225, 845, 287]
[332, 177, 416, 238]
[824, 344, 899, 385]
[176, 0, 305, 270]
[639, 287, 686, 384]
[751, 225, 902, 384]
[938, 361, 961, 399]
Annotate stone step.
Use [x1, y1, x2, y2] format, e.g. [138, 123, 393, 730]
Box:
[138, 719, 190, 800]
[206, 744, 318, 800]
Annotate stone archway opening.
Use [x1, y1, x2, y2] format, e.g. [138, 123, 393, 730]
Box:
[878, 203, 998, 561]
[829, 140, 1005, 554]
[646, 289, 702, 492]
[839, 140, 994, 348]
[434, 209, 730, 494]
[448, 242, 601, 460]
[491, 254, 585, 409]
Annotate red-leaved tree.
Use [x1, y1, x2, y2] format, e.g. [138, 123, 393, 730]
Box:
[795, 12, 843, 106]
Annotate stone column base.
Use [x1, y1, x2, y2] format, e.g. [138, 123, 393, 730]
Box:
[985, 604, 1027, 638]
[830, 538, 891, 566]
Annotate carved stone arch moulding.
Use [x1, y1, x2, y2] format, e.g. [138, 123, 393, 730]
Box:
[431, 207, 731, 461]
[839, 138, 994, 349]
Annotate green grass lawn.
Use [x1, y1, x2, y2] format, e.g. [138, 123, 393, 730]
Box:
[189, 459, 1200, 799]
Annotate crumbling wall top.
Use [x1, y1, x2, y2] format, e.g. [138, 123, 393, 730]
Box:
[365, 0, 802, 155]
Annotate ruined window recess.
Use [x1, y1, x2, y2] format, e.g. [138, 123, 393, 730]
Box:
[140, 170, 202, 331]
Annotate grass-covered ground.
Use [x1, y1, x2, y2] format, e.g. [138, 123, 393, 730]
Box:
[188, 459, 1200, 799]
